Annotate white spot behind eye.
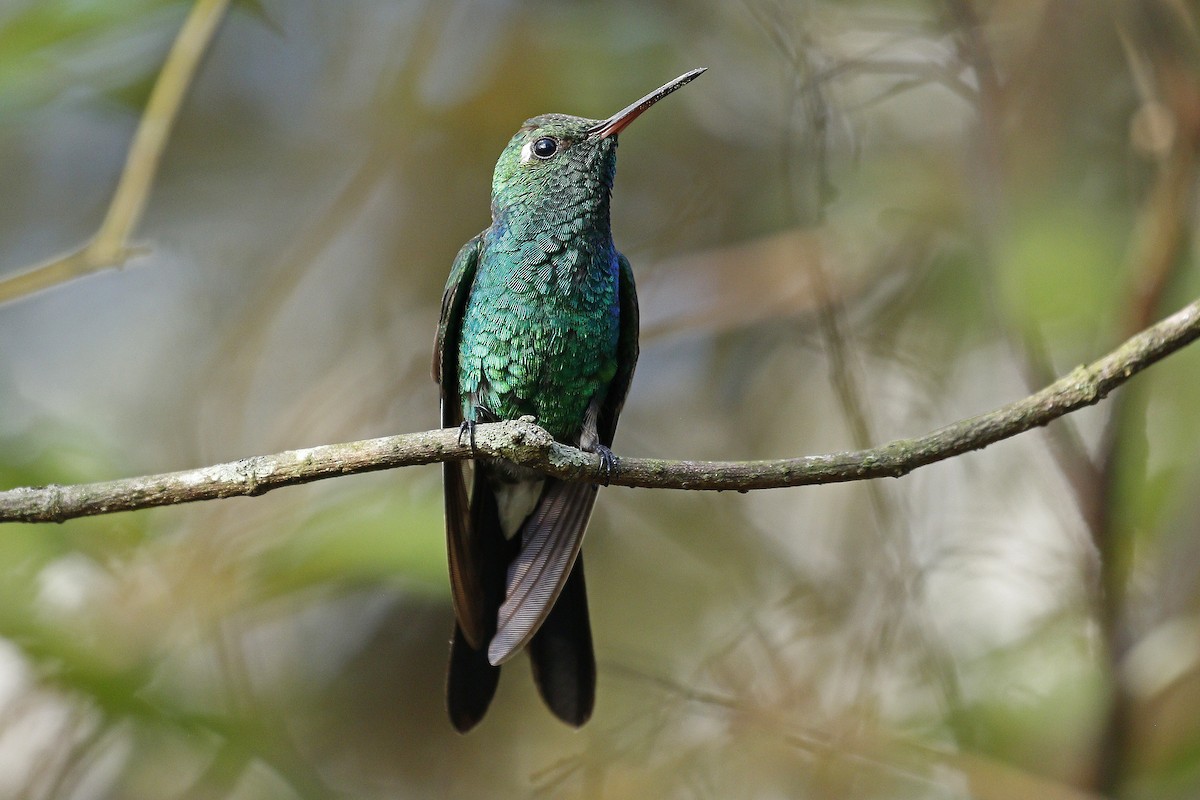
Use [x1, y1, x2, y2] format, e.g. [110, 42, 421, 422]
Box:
[520, 141, 533, 163]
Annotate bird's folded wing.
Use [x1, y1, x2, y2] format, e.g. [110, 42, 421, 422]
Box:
[435, 233, 488, 648]
[487, 479, 598, 665]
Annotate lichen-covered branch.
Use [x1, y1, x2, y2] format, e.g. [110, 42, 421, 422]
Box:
[1, 298, 1197, 524]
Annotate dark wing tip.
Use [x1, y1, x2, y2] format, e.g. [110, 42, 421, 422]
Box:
[447, 623, 500, 733]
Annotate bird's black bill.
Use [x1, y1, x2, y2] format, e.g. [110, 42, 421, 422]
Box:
[586, 67, 707, 139]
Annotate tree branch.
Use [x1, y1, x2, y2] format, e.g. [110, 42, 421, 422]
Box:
[1, 298, 1198, 524]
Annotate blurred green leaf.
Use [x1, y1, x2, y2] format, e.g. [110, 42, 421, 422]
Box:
[0, 0, 185, 116]
[257, 487, 446, 595]
[997, 197, 1128, 344]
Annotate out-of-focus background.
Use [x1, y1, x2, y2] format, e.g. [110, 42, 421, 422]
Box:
[2, 1, 1199, 797]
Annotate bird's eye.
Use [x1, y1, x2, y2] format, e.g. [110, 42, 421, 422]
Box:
[532, 137, 558, 159]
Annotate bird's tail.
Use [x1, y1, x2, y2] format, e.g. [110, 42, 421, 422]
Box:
[446, 475, 511, 732]
[529, 556, 596, 727]
[447, 477, 596, 730]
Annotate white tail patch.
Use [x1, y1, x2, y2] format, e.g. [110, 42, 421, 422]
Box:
[494, 479, 544, 538]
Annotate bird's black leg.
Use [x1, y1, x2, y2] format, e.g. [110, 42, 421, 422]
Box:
[594, 444, 617, 487]
[457, 419, 477, 453]
[457, 405, 498, 454]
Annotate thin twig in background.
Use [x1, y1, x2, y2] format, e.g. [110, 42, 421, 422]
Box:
[0, 0, 231, 305]
[1088, 4, 1200, 794]
[606, 662, 1105, 800]
[946, 0, 1107, 535]
[751, 1, 972, 759]
[0, 294, 1195, 524]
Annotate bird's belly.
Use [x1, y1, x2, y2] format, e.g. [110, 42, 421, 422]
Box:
[458, 295, 618, 442]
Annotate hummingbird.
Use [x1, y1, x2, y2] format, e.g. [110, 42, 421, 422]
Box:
[432, 68, 705, 731]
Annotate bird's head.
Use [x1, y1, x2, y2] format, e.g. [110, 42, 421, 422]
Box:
[489, 69, 706, 222]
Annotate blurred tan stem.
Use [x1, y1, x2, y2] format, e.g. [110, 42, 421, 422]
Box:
[0, 0, 231, 304]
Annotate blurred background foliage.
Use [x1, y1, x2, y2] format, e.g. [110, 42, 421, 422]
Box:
[1, 0, 1200, 797]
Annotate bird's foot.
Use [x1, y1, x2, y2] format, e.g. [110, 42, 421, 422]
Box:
[457, 406, 498, 455]
[457, 419, 477, 454]
[594, 444, 618, 487]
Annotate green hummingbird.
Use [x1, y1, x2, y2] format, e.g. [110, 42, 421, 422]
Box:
[432, 68, 705, 731]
